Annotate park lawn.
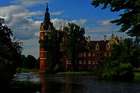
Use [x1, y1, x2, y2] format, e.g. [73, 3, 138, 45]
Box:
[134, 72, 140, 82]
[61, 71, 95, 76]
[16, 68, 39, 74]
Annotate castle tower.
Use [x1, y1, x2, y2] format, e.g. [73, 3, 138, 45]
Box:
[39, 3, 53, 73]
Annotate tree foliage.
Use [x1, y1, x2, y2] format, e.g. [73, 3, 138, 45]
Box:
[20, 55, 38, 69]
[46, 23, 87, 72]
[63, 23, 87, 71]
[46, 29, 64, 72]
[92, 0, 140, 36]
[0, 18, 22, 86]
[97, 39, 140, 81]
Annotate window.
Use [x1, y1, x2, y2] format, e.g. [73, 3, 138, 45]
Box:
[106, 43, 110, 50]
[88, 60, 91, 64]
[67, 61, 71, 64]
[88, 53, 91, 57]
[79, 61, 82, 64]
[84, 52, 86, 57]
[92, 62, 95, 65]
[92, 53, 95, 56]
[104, 53, 107, 56]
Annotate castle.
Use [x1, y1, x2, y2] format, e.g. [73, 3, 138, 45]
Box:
[65, 35, 119, 70]
[39, 5, 120, 72]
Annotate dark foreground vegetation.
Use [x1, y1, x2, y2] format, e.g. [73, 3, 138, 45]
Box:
[0, 18, 21, 88]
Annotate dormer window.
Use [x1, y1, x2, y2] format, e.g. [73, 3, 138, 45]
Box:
[106, 43, 110, 50]
[95, 43, 100, 51]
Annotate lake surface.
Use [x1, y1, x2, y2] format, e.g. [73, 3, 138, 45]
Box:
[43, 75, 140, 93]
[14, 73, 140, 93]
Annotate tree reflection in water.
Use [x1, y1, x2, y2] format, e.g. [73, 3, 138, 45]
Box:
[40, 75, 140, 93]
[40, 73, 46, 93]
[64, 75, 86, 93]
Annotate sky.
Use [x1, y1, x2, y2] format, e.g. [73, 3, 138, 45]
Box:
[0, 0, 127, 58]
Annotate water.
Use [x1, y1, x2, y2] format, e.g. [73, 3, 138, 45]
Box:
[14, 73, 140, 93]
[44, 75, 140, 93]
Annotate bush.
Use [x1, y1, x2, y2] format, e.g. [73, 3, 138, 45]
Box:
[113, 63, 134, 81]
[100, 63, 134, 81]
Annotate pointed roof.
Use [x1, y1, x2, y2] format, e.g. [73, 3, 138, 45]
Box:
[43, 3, 50, 24]
[42, 3, 54, 31]
[89, 40, 109, 51]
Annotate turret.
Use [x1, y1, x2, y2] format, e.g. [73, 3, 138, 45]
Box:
[39, 3, 53, 73]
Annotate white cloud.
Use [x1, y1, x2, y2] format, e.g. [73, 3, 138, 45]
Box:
[51, 18, 87, 30]
[51, 18, 66, 29]
[22, 38, 39, 58]
[35, 32, 39, 37]
[71, 19, 87, 26]
[0, 5, 43, 40]
[0, 5, 26, 22]
[99, 19, 112, 26]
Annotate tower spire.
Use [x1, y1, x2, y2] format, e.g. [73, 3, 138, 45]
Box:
[46, 2, 48, 12]
[42, 2, 54, 31]
[43, 2, 50, 25]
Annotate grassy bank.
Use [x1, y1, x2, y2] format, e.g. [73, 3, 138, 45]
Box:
[134, 72, 140, 82]
[16, 68, 39, 74]
[56, 71, 95, 76]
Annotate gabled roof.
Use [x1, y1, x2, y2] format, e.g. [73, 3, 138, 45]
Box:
[89, 40, 109, 51]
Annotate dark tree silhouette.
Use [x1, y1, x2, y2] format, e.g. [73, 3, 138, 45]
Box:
[91, 0, 140, 37]
[63, 23, 87, 71]
[0, 18, 21, 87]
[20, 55, 38, 69]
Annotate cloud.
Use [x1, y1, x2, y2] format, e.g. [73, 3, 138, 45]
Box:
[71, 19, 87, 27]
[0, 4, 65, 40]
[51, 11, 64, 16]
[87, 26, 114, 33]
[11, 0, 48, 6]
[98, 19, 112, 26]
[0, 5, 26, 20]
[51, 18, 87, 30]
[0, 5, 43, 40]
[86, 19, 117, 33]
[22, 38, 39, 58]
[84, 19, 121, 40]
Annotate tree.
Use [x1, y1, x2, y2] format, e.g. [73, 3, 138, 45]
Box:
[91, 0, 140, 36]
[97, 39, 140, 81]
[20, 55, 27, 68]
[0, 18, 21, 87]
[63, 23, 87, 71]
[26, 55, 38, 69]
[20, 55, 38, 69]
[47, 29, 64, 72]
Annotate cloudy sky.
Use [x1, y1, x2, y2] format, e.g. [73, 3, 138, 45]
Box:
[0, 0, 127, 58]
